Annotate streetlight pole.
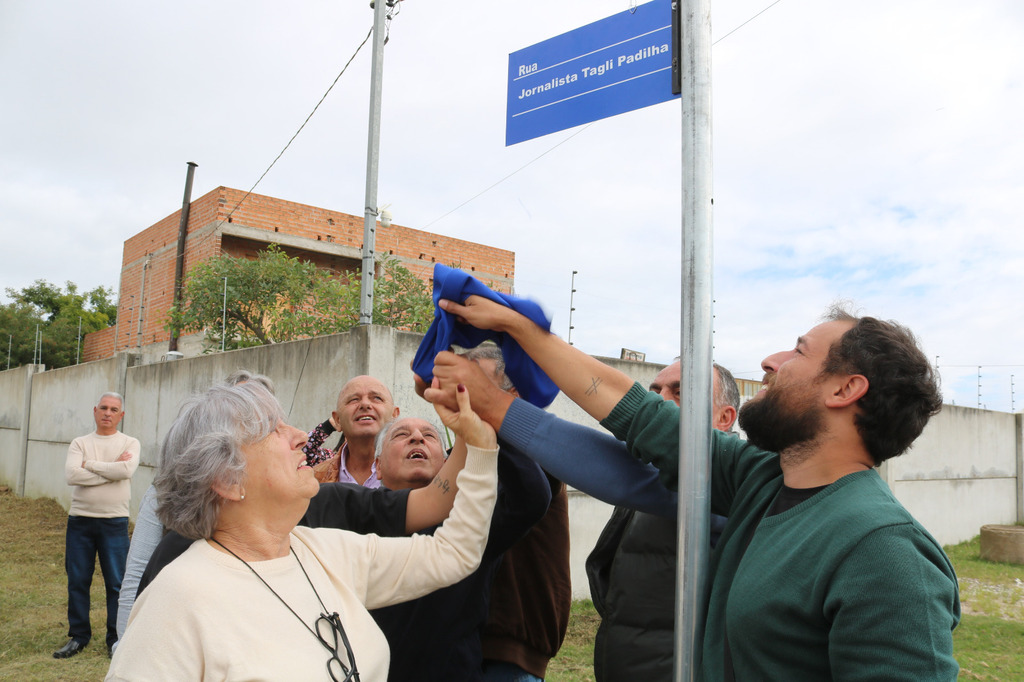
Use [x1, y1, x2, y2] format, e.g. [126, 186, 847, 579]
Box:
[359, 0, 393, 325]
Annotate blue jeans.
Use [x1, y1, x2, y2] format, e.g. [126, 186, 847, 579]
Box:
[482, 661, 544, 682]
[65, 516, 129, 647]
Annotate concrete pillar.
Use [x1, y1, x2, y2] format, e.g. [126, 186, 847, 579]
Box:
[1016, 412, 1023, 523]
[116, 351, 142, 400]
[15, 364, 42, 496]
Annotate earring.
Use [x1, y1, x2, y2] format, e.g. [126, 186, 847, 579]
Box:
[240, 493, 245, 501]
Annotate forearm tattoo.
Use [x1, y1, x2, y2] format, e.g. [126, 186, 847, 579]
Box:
[432, 474, 452, 496]
[585, 376, 603, 396]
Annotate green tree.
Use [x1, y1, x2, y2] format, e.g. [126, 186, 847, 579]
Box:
[1, 280, 118, 369]
[335, 256, 435, 332]
[166, 246, 434, 352]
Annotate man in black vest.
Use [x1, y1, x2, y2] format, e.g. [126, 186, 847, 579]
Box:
[586, 361, 740, 681]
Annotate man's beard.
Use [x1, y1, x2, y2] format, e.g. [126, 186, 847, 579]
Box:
[738, 379, 824, 455]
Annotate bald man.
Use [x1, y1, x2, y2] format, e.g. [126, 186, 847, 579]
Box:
[303, 375, 400, 487]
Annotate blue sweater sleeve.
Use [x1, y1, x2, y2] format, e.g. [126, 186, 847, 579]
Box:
[600, 383, 684, 491]
[498, 397, 678, 517]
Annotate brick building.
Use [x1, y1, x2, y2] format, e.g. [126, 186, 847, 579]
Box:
[82, 186, 515, 362]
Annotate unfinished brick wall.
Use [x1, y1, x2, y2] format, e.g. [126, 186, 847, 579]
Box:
[82, 326, 116, 362]
[83, 186, 515, 361]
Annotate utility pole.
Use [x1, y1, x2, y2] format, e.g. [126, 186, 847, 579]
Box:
[359, 0, 395, 325]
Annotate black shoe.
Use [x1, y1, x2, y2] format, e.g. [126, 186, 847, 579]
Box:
[107, 643, 114, 658]
[53, 639, 86, 659]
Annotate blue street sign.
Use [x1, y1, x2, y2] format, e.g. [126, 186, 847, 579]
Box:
[506, 0, 678, 146]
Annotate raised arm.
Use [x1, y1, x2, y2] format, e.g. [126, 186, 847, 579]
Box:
[404, 434, 469, 533]
[500, 397, 677, 516]
[302, 416, 339, 466]
[423, 352, 677, 516]
[362, 385, 499, 608]
[439, 296, 634, 422]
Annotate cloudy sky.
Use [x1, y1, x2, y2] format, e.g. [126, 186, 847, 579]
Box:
[2, 0, 1022, 412]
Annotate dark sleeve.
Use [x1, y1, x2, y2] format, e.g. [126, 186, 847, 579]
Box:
[135, 531, 195, 598]
[483, 446, 552, 560]
[300, 482, 411, 537]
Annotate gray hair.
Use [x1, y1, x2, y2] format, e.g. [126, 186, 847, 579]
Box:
[374, 416, 443, 462]
[713, 363, 740, 411]
[98, 392, 124, 408]
[223, 369, 276, 394]
[154, 381, 285, 540]
[460, 342, 514, 392]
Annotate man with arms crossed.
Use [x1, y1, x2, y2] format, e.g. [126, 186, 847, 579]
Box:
[55, 392, 139, 659]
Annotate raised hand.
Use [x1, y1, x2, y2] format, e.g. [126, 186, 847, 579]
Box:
[439, 295, 526, 333]
[422, 352, 514, 431]
[432, 383, 497, 451]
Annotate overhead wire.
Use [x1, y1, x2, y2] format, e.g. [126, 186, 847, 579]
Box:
[219, 0, 782, 231]
[422, 0, 787, 229]
[224, 25, 375, 223]
[713, 0, 784, 46]
[421, 123, 594, 230]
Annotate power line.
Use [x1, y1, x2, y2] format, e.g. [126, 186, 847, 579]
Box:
[939, 364, 1024, 369]
[423, 0, 787, 229]
[421, 123, 594, 230]
[713, 0, 785, 46]
[225, 26, 375, 223]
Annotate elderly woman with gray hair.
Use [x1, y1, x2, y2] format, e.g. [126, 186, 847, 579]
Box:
[107, 380, 497, 681]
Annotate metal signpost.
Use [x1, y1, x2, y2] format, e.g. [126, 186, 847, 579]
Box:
[675, 1, 713, 678]
[508, 1, 713, 678]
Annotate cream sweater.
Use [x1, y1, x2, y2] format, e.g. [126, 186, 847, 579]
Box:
[65, 431, 140, 518]
[106, 443, 498, 681]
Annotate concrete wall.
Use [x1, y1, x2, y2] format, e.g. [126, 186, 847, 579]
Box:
[0, 363, 41, 495]
[881, 405, 1023, 547]
[2, 328, 1021, 600]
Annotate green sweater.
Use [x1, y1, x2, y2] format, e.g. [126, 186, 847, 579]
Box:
[601, 383, 960, 681]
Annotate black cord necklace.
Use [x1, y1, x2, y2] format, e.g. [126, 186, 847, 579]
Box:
[210, 537, 360, 681]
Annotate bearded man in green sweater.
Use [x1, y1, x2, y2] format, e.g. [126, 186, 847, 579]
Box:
[434, 295, 959, 681]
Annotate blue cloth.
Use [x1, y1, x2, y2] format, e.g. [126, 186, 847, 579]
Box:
[412, 264, 559, 408]
[65, 515, 129, 647]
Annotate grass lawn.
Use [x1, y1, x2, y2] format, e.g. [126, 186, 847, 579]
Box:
[2, 488, 1022, 681]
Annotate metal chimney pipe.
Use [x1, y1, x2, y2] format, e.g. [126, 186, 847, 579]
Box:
[169, 161, 198, 352]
